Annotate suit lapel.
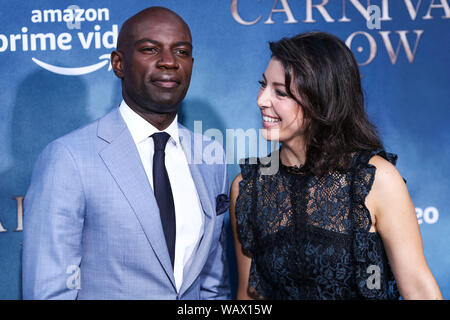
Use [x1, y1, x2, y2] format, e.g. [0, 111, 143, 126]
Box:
[178, 126, 216, 296]
[97, 109, 176, 290]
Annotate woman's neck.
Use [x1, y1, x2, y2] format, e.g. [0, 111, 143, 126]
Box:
[279, 136, 307, 167]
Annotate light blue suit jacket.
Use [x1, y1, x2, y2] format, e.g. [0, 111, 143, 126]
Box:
[22, 108, 230, 299]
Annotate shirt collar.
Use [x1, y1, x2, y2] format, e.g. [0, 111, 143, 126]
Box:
[119, 100, 180, 146]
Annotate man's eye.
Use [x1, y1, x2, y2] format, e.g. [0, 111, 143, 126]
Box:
[258, 80, 266, 88]
[176, 49, 191, 56]
[141, 47, 157, 53]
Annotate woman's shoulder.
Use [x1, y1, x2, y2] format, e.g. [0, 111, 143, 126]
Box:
[363, 151, 410, 223]
[350, 149, 400, 186]
[230, 156, 262, 201]
[240, 151, 282, 176]
[368, 155, 400, 177]
[368, 154, 407, 198]
[353, 149, 397, 168]
[350, 150, 404, 217]
[357, 149, 403, 188]
[231, 154, 275, 203]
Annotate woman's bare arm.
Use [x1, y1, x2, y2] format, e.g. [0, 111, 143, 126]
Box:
[366, 156, 443, 300]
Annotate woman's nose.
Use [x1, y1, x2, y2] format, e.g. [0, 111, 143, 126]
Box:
[257, 87, 271, 109]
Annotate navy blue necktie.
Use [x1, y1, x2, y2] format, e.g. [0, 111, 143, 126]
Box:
[152, 132, 176, 268]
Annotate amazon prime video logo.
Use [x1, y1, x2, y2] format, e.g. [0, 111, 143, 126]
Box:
[66, 5, 82, 30]
[32, 54, 112, 76]
[63, 5, 111, 30]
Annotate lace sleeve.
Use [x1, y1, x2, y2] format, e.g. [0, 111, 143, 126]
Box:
[235, 158, 259, 257]
[351, 149, 400, 300]
[351, 149, 398, 231]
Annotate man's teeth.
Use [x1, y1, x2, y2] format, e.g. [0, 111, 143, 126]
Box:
[263, 116, 280, 122]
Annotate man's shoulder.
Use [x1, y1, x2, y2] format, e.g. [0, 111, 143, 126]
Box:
[45, 108, 120, 154]
[49, 118, 99, 152]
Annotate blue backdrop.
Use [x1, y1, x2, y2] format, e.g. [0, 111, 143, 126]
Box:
[0, 0, 449, 299]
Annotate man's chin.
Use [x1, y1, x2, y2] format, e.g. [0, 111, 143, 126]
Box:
[142, 100, 179, 114]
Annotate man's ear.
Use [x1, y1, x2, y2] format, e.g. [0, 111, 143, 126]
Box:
[111, 50, 124, 79]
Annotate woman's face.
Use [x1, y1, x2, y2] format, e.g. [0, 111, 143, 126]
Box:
[257, 58, 305, 143]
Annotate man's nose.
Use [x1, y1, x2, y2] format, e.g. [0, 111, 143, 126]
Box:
[157, 49, 178, 69]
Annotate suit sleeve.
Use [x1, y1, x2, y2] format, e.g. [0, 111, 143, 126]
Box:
[199, 147, 231, 300]
[22, 141, 85, 300]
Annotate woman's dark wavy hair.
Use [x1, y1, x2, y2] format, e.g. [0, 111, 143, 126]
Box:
[269, 31, 383, 177]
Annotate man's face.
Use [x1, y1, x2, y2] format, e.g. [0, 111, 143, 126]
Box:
[117, 14, 194, 114]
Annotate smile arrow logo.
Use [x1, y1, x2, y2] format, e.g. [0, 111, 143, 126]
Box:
[31, 54, 112, 76]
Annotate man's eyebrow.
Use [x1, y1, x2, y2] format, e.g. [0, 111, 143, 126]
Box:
[174, 41, 193, 48]
[134, 38, 193, 48]
[134, 38, 159, 46]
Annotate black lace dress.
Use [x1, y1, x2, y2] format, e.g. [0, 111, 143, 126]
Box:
[235, 149, 400, 300]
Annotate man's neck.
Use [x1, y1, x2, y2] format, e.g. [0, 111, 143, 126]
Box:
[131, 107, 177, 131]
[123, 96, 178, 131]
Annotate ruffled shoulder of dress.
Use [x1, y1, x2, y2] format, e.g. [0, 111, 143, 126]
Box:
[239, 153, 277, 178]
[354, 149, 398, 167]
[238, 157, 261, 180]
[351, 149, 398, 206]
[236, 156, 273, 258]
[351, 149, 400, 299]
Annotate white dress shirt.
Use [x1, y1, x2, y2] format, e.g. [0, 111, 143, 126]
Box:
[119, 101, 204, 292]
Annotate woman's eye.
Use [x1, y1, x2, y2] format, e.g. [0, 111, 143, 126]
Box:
[276, 90, 288, 97]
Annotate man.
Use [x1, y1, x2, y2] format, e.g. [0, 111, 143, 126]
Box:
[22, 7, 230, 300]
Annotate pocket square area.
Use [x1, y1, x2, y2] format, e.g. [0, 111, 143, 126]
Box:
[216, 194, 230, 215]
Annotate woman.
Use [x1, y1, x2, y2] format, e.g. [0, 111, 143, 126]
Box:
[230, 31, 442, 300]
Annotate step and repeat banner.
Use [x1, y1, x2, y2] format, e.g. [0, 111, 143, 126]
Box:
[0, 0, 449, 299]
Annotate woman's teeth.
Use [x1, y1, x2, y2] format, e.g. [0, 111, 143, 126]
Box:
[263, 116, 280, 123]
